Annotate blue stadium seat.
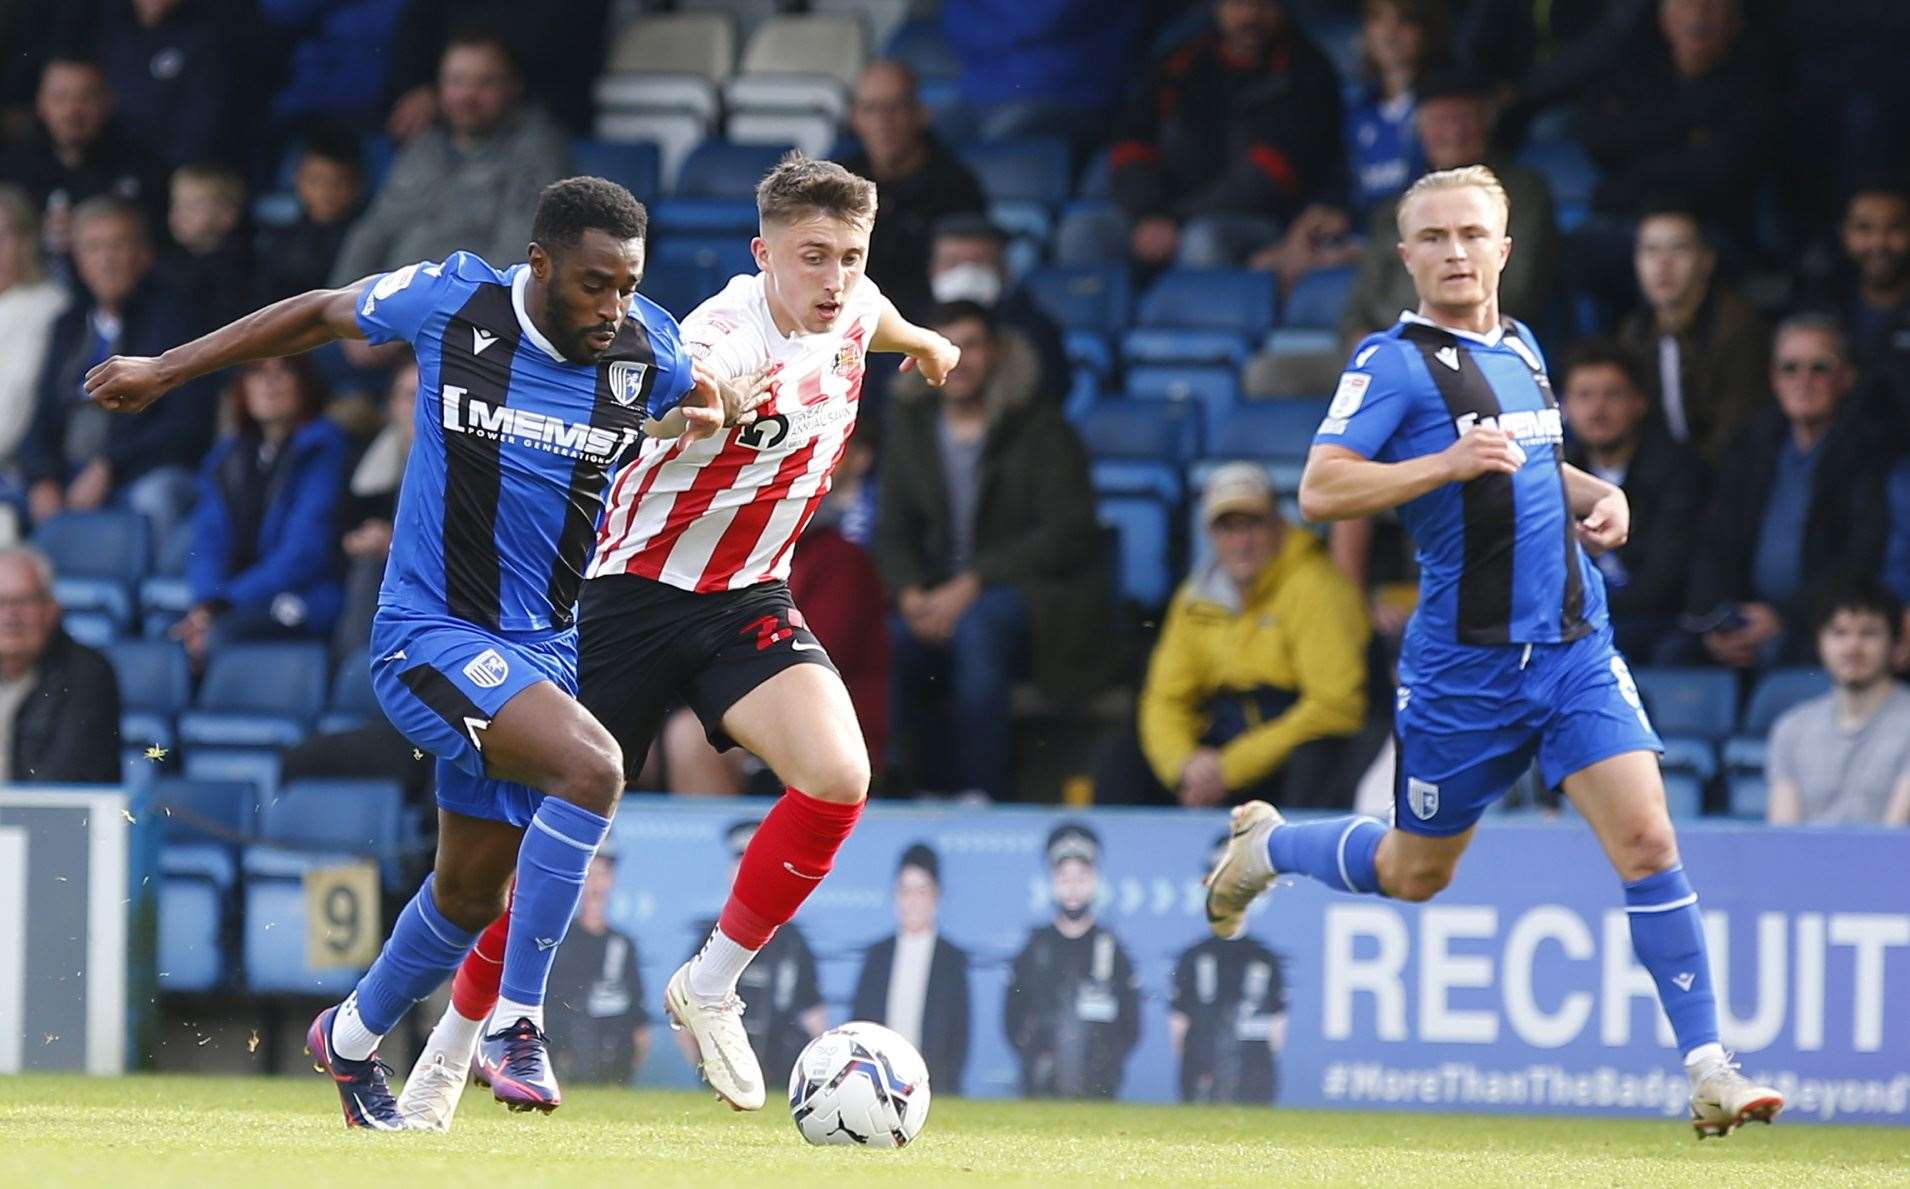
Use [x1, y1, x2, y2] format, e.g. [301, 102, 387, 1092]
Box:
[178, 642, 329, 747]
[1064, 328, 1116, 379]
[650, 196, 760, 236]
[570, 138, 662, 199]
[1740, 667, 1832, 736]
[152, 777, 256, 993]
[241, 859, 361, 996]
[1097, 494, 1175, 608]
[182, 747, 281, 801]
[1660, 772, 1704, 820]
[1263, 327, 1339, 357]
[675, 140, 793, 198]
[137, 575, 194, 621]
[1284, 265, 1357, 330]
[1632, 667, 1737, 741]
[652, 232, 759, 277]
[1515, 140, 1600, 232]
[642, 261, 725, 318]
[885, 16, 958, 79]
[242, 778, 409, 993]
[1120, 326, 1253, 366]
[62, 610, 118, 647]
[318, 651, 380, 735]
[106, 639, 192, 715]
[1074, 397, 1203, 463]
[35, 510, 151, 628]
[1137, 269, 1278, 335]
[1022, 266, 1131, 333]
[1658, 736, 1718, 782]
[1728, 771, 1769, 819]
[260, 778, 406, 858]
[1126, 365, 1241, 442]
[1211, 399, 1332, 463]
[959, 138, 1072, 206]
[1091, 460, 1183, 506]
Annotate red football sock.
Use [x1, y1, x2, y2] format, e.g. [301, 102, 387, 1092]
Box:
[718, 788, 863, 949]
[451, 908, 510, 1020]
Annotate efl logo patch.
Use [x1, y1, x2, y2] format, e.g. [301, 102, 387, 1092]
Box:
[1328, 371, 1370, 418]
[462, 648, 509, 689]
[1407, 777, 1440, 821]
[608, 360, 649, 407]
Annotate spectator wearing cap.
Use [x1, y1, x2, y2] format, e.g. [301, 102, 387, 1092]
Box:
[676, 819, 825, 1082]
[1098, 463, 1369, 809]
[1061, 0, 1345, 271]
[1615, 204, 1768, 466]
[1765, 583, 1910, 826]
[1003, 823, 1140, 1099]
[838, 61, 989, 322]
[1337, 67, 1559, 351]
[1169, 830, 1288, 1103]
[923, 215, 1071, 402]
[0, 544, 121, 785]
[1559, 341, 1707, 660]
[1670, 314, 1890, 669]
[875, 302, 1110, 800]
[850, 843, 973, 1093]
[329, 26, 567, 285]
[543, 850, 652, 1084]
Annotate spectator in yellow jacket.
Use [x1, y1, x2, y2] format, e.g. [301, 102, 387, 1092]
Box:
[1095, 463, 1371, 808]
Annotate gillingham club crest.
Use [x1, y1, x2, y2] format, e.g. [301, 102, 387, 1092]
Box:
[608, 360, 649, 407]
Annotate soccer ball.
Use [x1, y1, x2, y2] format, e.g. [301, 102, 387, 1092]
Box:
[788, 1021, 931, 1148]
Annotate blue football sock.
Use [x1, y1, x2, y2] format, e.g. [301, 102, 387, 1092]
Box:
[351, 874, 480, 1038]
[499, 796, 612, 1007]
[1624, 865, 1720, 1057]
[1266, 815, 1387, 895]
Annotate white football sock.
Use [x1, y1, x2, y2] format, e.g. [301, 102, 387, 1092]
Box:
[329, 992, 382, 1062]
[492, 997, 544, 1032]
[687, 926, 757, 1002]
[1684, 1042, 1726, 1074]
[422, 1002, 486, 1062]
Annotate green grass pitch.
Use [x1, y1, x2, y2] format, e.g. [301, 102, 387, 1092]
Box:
[2, 1074, 1905, 1187]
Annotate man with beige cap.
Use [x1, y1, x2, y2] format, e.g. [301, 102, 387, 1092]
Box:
[1095, 462, 1369, 808]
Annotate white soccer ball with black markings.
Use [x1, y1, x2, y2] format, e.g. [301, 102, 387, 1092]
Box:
[788, 1021, 931, 1148]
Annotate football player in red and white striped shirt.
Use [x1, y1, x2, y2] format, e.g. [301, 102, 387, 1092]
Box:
[397, 154, 956, 1128]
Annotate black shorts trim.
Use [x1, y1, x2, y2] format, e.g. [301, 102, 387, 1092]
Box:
[578, 573, 838, 767]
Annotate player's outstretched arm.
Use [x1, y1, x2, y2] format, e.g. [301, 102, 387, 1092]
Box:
[85, 279, 373, 414]
[871, 297, 959, 386]
[1299, 423, 1522, 522]
[1561, 462, 1630, 554]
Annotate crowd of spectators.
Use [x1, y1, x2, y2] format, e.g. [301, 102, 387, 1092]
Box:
[2, 0, 1909, 826]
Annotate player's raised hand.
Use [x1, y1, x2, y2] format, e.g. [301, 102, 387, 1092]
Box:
[1575, 488, 1631, 555]
[899, 331, 960, 387]
[1441, 424, 1525, 481]
[674, 368, 729, 444]
[697, 360, 776, 427]
[85, 355, 174, 414]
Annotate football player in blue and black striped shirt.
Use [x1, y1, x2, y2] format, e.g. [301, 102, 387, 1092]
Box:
[85, 177, 735, 1127]
[1203, 166, 1785, 1137]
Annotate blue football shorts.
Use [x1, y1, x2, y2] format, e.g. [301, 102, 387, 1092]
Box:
[368, 605, 579, 828]
[1391, 624, 1663, 836]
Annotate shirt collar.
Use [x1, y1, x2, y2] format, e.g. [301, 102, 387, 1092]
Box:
[510, 265, 568, 364]
[1400, 309, 1505, 347]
